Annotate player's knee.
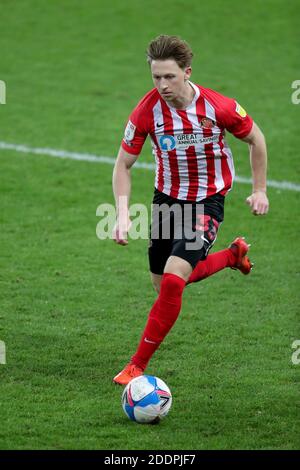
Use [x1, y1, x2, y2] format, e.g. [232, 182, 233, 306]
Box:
[163, 256, 192, 282]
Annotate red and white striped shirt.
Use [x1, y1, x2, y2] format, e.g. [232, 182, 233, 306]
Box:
[121, 82, 253, 201]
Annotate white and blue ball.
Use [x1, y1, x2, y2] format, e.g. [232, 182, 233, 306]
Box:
[122, 375, 172, 424]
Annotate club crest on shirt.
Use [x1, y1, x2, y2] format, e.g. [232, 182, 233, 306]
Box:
[200, 118, 215, 129]
[124, 120, 136, 142]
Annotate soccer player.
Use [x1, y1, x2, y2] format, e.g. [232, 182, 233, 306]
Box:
[112, 35, 269, 385]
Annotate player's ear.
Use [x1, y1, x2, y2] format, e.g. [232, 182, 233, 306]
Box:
[184, 66, 192, 81]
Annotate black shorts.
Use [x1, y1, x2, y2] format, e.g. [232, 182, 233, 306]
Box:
[148, 189, 225, 275]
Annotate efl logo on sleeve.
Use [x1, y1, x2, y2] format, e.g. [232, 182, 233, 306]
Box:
[235, 101, 247, 117]
[124, 120, 136, 142]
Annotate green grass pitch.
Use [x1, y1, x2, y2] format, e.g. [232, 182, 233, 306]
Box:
[0, 0, 299, 450]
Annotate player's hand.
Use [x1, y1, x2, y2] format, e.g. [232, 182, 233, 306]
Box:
[112, 215, 132, 245]
[246, 190, 269, 215]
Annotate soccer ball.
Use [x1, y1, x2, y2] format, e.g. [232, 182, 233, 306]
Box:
[122, 375, 172, 424]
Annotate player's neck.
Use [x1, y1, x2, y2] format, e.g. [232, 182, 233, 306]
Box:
[168, 82, 195, 110]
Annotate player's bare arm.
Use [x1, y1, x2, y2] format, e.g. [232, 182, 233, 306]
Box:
[112, 146, 139, 245]
[242, 121, 269, 215]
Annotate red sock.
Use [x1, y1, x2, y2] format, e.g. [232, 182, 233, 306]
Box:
[188, 248, 236, 284]
[131, 273, 186, 370]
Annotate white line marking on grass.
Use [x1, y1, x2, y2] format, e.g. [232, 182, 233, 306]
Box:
[0, 141, 300, 192]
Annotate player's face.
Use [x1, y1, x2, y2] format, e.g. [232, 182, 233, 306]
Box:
[150, 59, 192, 101]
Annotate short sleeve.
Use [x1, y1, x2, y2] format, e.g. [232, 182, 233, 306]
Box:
[220, 98, 253, 139]
[121, 105, 148, 155]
